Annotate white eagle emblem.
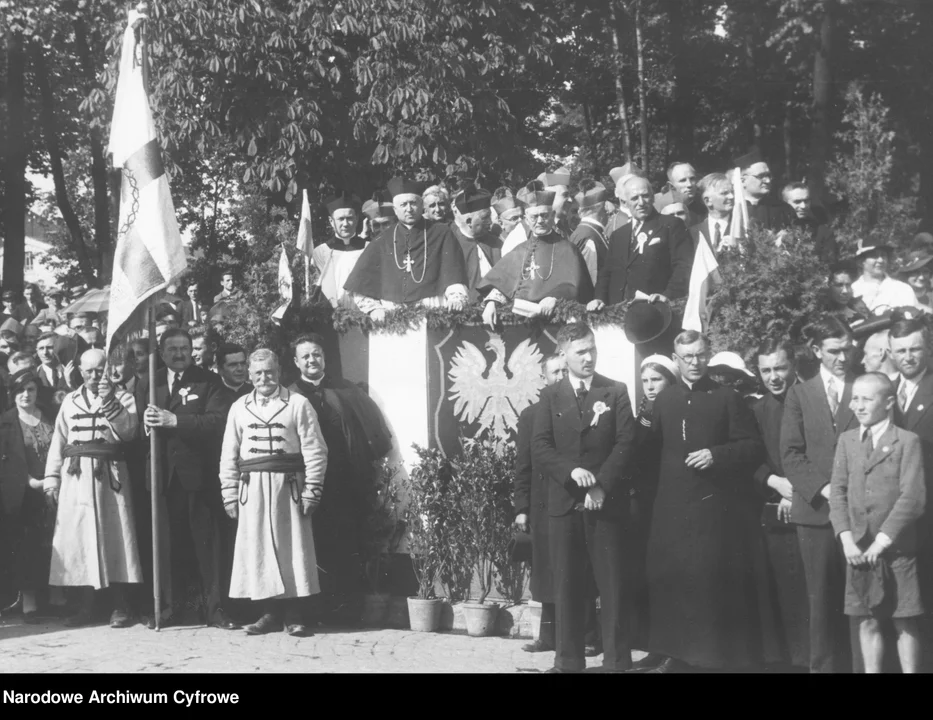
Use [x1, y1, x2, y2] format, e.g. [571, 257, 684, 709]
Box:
[447, 332, 546, 444]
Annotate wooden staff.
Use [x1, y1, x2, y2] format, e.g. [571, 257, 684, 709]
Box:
[148, 300, 162, 630]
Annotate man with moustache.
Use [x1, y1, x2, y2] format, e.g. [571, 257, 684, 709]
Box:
[588, 176, 693, 312]
[532, 322, 635, 673]
[753, 338, 811, 669]
[655, 162, 707, 229]
[781, 314, 859, 672]
[344, 177, 469, 323]
[606, 163, 645, 235]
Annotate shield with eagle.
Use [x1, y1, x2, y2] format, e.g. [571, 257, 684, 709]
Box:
[427, 323, 559, 457]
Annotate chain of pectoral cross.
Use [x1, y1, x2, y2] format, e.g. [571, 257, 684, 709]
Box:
[392, 226, 427, 284]
[521, 238, 555, 281]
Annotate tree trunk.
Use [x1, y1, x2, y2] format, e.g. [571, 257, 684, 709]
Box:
[744, 33, 763, 148]
[75, 19, 114, 283]
[783, 95, 794, 181]
[919, 2, 933, 231]
[608, 0, 633, 163]
[664, 0, 694, 160]
[2, 28, 27, 295]
[808, 0, 835, 204]
[634, 0, 650, 172]
[582, 101, 599, 176]
[32, 43, 99, 287]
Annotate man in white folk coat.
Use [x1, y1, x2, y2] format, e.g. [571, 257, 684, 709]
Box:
[44, 349, 142, 628]
[219, 349, 328, 637]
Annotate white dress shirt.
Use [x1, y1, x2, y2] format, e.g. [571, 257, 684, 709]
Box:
[860, 417, 890, 448]
[899, 369, 927, 413]
[707, 216, 731, 252]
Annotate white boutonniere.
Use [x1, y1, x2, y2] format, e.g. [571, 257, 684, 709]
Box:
[635, 232, 649, 254]
[590, 401, 609, 427]
[178, 387, 190, 405]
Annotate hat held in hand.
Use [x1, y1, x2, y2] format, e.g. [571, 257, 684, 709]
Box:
[622, 300, 672, 345]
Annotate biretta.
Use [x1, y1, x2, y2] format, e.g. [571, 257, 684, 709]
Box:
[362, 191, 395, 220]
[492, 194, 524, 216]
[324, 191, 361, 215]
[609, 162, 644, 185]
[537, 166, 571, 187]
[454, 182, 492, 213]
[734, 147, 764, 171]
[575, 180, 608, 209]
[517, 181, 555, 209]
[387, 176, 426, 198]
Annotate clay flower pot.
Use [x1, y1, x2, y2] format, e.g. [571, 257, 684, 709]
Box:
[407, 596, 445, 632]
[461, 601, 500, 637]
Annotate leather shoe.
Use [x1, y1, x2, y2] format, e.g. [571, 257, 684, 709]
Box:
[522, 640, 554, 653]
[244, 613, 283, 635]
[631, 652, 666, 671]
[286, 624, 313, 638]
[110, 609, 134, 628]
[143, 609, 174, 630]
[584, 644, 601, 658]
[645, 657, 688, 674]
[1, 593, 23, 617]
[208, 609, 241, 631]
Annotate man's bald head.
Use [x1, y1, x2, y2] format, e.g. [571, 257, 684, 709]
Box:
[622, 176, 652, 200]
[622, 176, 654, 221]
[80, 348, 106, 370]
[854, 371, 895, 400]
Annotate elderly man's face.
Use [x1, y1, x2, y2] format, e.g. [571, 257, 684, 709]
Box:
[394, 194, 423, 225]
[524, 205, 556, 237]
[423, 195, 448, 222]
[742, 162, 772, 199]
[670, 164, 698, 203]
[785, 188, 811, 219]
[624, 178, 654, 221]
[249, 358, 280, 396]
[498, 208, 523, 236]
[80, 354, 106, 394]
[705, 183, 735, 216]
[330, 208, 358, 240]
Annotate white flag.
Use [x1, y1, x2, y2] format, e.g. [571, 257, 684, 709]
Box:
[106, 8, 186, 352]
[728, 167, 749, 244]
[271, 246, 293, 325]
[682, 236, 722, 333]
[297, 190, 314, 256]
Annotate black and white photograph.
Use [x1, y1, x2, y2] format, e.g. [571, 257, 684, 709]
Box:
[2, 0, 933, 680]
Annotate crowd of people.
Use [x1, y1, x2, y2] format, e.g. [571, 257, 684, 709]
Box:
[2, 146, 933, 673]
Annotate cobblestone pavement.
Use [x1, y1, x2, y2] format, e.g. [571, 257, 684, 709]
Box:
[0, 616, 598, 673]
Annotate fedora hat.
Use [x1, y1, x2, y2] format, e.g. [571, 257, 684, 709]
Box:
[506, 532, 533, 564]
[622, 300, 672, 345]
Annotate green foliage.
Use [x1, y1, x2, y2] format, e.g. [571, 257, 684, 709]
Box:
[360, 458, 406, 594]
[708, 225, 828, 356]
[826, 82, 919, 254]
[405, 445, 453, 600]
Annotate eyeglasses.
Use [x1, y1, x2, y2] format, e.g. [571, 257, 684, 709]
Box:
[526, 213, 552, 223]
[674, 352, 709, 365]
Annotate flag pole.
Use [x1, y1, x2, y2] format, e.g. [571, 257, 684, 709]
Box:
[148, 299, 162, 630]
[304, 256, 310, 302]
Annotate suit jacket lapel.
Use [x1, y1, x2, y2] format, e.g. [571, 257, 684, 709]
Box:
[581, 381, 612, 432]
[906, 372, 933, 430]
[808, 376, 835, 431]
[865, 426, 898, 473]
[558, 377, 582, 431]
[836, 379, 857, 434]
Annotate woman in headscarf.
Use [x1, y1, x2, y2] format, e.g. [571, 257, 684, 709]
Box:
[0, 369, 60, 621]
[630, 355, 680, 671]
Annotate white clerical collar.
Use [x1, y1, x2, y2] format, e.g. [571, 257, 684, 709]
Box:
[223, 380, 244, 392]
[747, 196, 761, 206]
[568, 372, 593, 392]
[303, 375, 324, 387]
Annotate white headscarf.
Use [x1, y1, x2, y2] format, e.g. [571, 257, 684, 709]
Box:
[641, 354, 681, 382]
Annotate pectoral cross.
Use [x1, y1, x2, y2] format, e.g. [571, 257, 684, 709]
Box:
[527, 257, 540, 276]
[403, 253, 414, 273]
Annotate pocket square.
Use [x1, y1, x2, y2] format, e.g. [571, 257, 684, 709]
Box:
[647, 237, 661, 246]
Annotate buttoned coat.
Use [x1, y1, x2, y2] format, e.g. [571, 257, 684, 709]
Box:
[513, 402, 553, 602]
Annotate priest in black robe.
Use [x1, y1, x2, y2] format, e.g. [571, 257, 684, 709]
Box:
[641, 329, 766, 672]
[451, 183, 503, 303]
[736, 149, 793, 233]
[477, 182, 593, 329]
[344, 177, 469, 322]
[289, 333, 392, 623]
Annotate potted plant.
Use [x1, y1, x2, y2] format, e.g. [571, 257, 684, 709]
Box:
[405, 445, 450, 632]
[451, 437, 517, 637]
[359, 459, 405, 626]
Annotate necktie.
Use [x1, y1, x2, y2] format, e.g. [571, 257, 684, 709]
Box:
[170, 372, 180, 398]
[862, 429, 874, 461]
[712, 222, 722, 252]
[827, 378, 839, 417]
[576, 381, 587, 411]
[898, 380, 909, 413]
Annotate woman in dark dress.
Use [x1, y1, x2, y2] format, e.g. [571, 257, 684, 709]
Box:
[0, 369, 59, 621]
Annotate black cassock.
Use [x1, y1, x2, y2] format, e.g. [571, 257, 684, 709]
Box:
[643, 375, 768, 669]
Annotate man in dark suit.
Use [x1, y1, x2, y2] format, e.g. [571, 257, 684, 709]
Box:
[688, 173, 734, 254]
[532, 322, 636, 673]
[138, 328, 238, 630]
[889, 315, 933, 670]
[181, 283, 203, 328]
[781, 314, 858, 673]
[588, 176, 693, 310]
